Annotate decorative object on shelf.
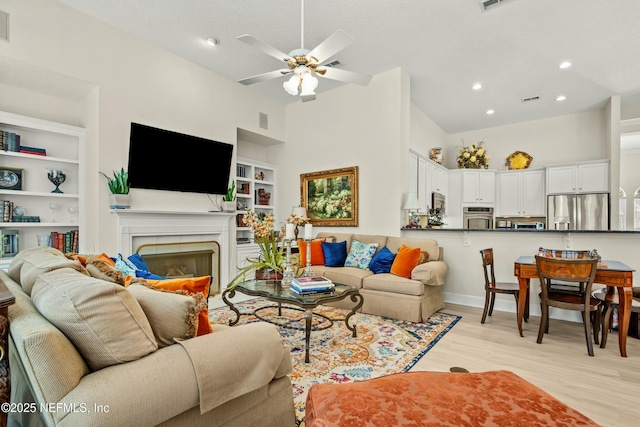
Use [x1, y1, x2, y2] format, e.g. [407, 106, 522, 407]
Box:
[255, 171, 265, 180]
[222, 180, 236, 212]
[100, 167, 130, 209]
[49, 203, 58, 223]
[36, 234, 51, 247]
[402, 191, 421, 228]
[430, 147, 444, 165]
[288, 206, 309, 239]
[258, 188, 271, 205]
[47, 168, 66, 193]
[0, 167, 24, 191]
[227, 210, 288, 289]
[457, 141, 490, 169]
[236, 198, 248, 211]
[505, 151, 533, 170]
[68, 206, 78, 223]
[301, 166, 359, 227]
[0, 230, 19, 258]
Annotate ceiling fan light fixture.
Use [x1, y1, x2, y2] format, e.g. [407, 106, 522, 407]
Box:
[300, 73, 318, 96]
[283, 74, 300, 95]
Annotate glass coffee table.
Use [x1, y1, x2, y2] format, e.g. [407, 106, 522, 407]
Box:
[222, 280, 364, 363]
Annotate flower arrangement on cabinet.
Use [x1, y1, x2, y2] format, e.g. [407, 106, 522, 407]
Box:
[457, 141, 490, 169]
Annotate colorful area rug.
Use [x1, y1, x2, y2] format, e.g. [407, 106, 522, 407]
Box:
[209, 298, 461, 426]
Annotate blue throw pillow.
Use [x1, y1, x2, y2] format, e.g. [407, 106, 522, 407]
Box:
[369, 246, 397, 274]
[135, 269, 167, 280]
[128, 253, 150, 271]
[322, 241, 348, 267]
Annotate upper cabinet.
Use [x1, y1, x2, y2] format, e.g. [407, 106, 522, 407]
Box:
[546, 160, 609, 195]
[498, 169, 545, 216]
[462, 170, 495, 206]
[408, 150, 448, 213]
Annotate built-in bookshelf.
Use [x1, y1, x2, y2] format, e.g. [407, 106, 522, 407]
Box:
[235, 157, 276, 242]
[0, 111, 85, 267]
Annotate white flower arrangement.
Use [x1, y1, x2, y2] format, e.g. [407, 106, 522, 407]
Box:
[457, 141, 490, 169]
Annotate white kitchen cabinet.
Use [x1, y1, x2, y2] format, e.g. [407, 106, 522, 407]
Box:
[546, 160, 609, 194]
[462, 171, 495, 205]
[430, 163, 448, 196]
[418, 156, 428, 213]
[498, 170, 545, 216]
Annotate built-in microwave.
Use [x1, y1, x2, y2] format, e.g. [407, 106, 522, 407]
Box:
[463, 207, 494, 229]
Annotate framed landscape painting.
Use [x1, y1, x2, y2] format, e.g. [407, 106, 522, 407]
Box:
[300, 166, 358, 227]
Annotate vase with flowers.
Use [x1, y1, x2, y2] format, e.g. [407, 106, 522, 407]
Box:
[457, 141, 490, 169]
[287, 209, 309, 239]
[228, 210, 288, 288]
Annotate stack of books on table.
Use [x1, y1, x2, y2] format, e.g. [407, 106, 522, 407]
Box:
[291, 276, 335, 294]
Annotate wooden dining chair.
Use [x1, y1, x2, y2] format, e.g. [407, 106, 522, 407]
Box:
[535, 255, 600, 356]
[592, 288, 640, 348]
[480, 248, 528, 326]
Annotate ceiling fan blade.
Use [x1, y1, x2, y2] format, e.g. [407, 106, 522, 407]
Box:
[237, 34, 291, 62]
[319, 67, 372, 86]
[238, 69, 291, 85]
[306, 29, 354, 64]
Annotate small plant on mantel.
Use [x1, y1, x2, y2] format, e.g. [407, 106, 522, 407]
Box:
[100, 167, 131, 209]
[222, 181, 236, 212]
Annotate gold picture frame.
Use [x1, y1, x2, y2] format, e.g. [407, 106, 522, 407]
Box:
[300, 166, 358, 227]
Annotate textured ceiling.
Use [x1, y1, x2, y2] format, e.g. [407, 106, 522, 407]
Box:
[55, 0, 640, 134]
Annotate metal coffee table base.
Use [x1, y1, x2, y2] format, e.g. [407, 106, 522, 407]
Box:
[223, 285, 363, 363]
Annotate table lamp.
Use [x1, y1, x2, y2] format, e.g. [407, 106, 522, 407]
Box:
[402, 191, 420, 228]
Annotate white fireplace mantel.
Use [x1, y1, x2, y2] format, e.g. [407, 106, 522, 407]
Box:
[111, 209, 235, 289]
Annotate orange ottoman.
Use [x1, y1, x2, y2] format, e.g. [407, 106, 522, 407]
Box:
[305, 370, 599, 427]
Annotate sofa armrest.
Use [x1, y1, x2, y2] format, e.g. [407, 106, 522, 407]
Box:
[53, 323, 291, 427]
[411, 260, 449, 286]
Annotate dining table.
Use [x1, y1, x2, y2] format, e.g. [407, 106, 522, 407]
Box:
[513, 256, 635, 357]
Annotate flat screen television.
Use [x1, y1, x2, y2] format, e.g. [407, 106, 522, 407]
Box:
[127, 122, 233, 195]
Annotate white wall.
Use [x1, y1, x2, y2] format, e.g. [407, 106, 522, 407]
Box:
[443, 110, 608, 171]
[276, 68, 410, 236]
[0, 0, 286, 254]
[409, 103, 448, 159]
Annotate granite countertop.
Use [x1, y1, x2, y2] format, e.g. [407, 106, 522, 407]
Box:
[401, 227, 640, 234]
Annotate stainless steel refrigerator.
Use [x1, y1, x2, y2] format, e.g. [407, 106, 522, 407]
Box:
[547, 193, 610, 230]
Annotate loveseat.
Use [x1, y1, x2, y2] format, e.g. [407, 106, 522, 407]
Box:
[301, 233, 448, 322]
[3, 247, 296, 427]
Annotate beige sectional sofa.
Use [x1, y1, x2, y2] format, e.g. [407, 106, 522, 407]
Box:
[3, 247, 295, 427]
[307, 233, 449, 322]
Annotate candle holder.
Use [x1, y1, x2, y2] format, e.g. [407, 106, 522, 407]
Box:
[282, 238, 294, 286]
[303, 238, 314, 277]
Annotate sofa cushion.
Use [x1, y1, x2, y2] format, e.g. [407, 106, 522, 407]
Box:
[390, 245, 422, 279]
[31, 267, 158, 371]
[353, 235, 388, 255]
[344, 239, 379, 270]
[8, 246, 88, 295]
[297, 238, 327, 265]
[386, 237, 440, 262]
[322, 241, 348, 267]
[127, 283, 206, 347]
[317, 232, 353, 252]
[369, 246, 397, 274]
[362, 273, 424, 296]
[321, 266, 373, 289]
[141, 276, 213, 336]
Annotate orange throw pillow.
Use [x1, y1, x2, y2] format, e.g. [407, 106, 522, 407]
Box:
[297, 238, 327, 265]
[390, 245, 422, 279]
[142, 276, 213, 336]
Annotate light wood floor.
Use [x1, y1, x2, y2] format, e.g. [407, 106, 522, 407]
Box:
[412, 304, 640, 427]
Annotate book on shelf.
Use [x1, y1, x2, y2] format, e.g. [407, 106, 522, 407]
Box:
[1, 131, 21, 152]
[49, 230, 79, 253]
[292, 276, 333, 288]
[19, 145, 47, 156]
[290, 282, 335, 294]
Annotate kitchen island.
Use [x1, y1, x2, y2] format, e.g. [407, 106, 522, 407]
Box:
[401, 227, 639, 328]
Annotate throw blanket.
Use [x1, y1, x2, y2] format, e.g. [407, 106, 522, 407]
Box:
[177, 322, 288, 414]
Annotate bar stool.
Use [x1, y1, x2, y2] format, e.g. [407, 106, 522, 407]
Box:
[593, 288, 640, 348]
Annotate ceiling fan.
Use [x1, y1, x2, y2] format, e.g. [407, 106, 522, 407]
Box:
[236, 0, 372, 102]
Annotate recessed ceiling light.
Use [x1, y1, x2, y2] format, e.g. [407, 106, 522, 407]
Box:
[556, 95, 567, 101]
[486, 109, 495, 115]
[472, 83, 482, 90]
[559, 61, 572, 69]
[205, 37, 220, 46]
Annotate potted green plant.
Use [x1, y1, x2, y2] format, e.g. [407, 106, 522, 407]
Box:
[222, 180, 236, 212]
[100, 167, 130, 209]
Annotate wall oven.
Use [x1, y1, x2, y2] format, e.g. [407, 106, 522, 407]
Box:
[463, 207, 494, 229]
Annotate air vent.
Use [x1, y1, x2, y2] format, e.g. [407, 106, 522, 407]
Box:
[323, 60, 341, 68]
[521, 96, 540, 103]
[0, 10, 9, 42]
[480, 0, 515, 12]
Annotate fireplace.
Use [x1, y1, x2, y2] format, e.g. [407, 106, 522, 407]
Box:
[136, 241, 220, 293]
[112, 210, 234, 294]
